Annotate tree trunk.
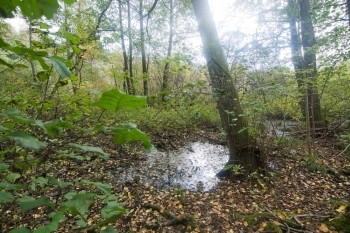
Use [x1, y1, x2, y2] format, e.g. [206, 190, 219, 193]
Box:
[28, 20, 38, 83]
[287, 0, 306, 117]
[139, 0, 148, 96]
[118, 0, 131, 94]
[191, 0, 263, 176]
[161, 0, 174, 102]
[127, 0, 135, 95]
[299, 0, 323, 126]
[347, 0, 350, 28]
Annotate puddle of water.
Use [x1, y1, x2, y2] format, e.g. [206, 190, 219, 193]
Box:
[268, 120, 298, 137]
[115, 142, 229, 191]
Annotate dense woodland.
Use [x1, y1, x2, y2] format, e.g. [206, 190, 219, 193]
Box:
[0, 0, 350, 232]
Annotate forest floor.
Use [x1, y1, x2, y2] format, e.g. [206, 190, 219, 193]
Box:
[2, 127, 350, 233]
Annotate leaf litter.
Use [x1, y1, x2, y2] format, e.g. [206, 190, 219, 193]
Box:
[1, 128, 350, 232]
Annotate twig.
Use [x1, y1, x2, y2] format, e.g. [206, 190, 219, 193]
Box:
[336, 143, 350, 157]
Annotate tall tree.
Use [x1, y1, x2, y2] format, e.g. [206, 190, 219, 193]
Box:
[139, 0, 148, 96]
[299, 0, 323, 126]
[118, 0, 131, 94]
[191, 0, 264, 175]
[127, 0, 135, 95]
[161, 0, 174, 102]
[287, 0, 306, 116]
[347, 0, 350, 27]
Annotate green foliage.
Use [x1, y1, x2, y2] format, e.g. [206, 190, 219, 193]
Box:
[0, 190, 14, 203]
[18, 196, 52, 211]
[48, 56, 72, 78]
[69, 143, 110, 159]
[303, 157, 328, 173]
[7, 131, 47, 149]
[93, 88, 147, 111]
[224, 164, 244, 175]
[9, 228, 31, 233]
[110, 123, 153, 151]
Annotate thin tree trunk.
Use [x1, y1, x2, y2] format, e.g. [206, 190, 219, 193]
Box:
[299, 0, 323, 126]
[162, 0, 174, 102]
[347, 0, 350, 28]
[118, 0, 131, 94]
[127, 0, 135, 95]
[139, 0, 148, 96]
[191, 0, 263, 176]
[28, 20, 38, 83]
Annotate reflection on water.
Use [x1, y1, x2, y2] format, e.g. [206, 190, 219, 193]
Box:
[115, 142, 229, 191]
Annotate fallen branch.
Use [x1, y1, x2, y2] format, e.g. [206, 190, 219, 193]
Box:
[336, 143, 350, 157]
[143, 204, 195, 227]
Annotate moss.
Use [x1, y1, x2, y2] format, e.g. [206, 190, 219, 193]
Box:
[325, 216, 350, 233]
[264, 221, 283, 233]
[245, 212, 274, 227]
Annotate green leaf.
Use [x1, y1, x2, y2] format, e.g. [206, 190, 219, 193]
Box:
[92, 89, 146, 111]
[6, 172, 21, 182]
[18, 0, 59, 19]
[39, 119, 73, 137]
[101, 226, 118, 233]
[0, 191, 14, 203]
[0, 162, 10, 170]
[71, 45, 81, 54]
[69, 143, 110, 159]
[30, 177, 48, 191]
[101, 202, 126, 219]
[80, 180, 111, 195]
[0, 58, 14, 68]
[33, 211, 65, 233]
[18, 196, 52, 211]
[48, 56, 72, 78]
[7, 54, 21, 60]
[55, 79, 69, 87]
[37, 71, 50, 82]
[10, 115, 35, 125]
[9, 227, 31, 233]
[0, 1, 17, 18]
[110, 123, 153, 151]
[63, 32, 81, 45]
[48, 176, 72, 188]
[0, 108, 21, 117]
[63, 0, 76, 5]
[62, 191, 95, 216]
[7, 131, 47, 149]
[0, 182, 21, 190]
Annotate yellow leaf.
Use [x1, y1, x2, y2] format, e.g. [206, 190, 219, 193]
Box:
[258, 222, 267, 231]
[318, 223, 329, 233]
[243, 221, 248, 227]
[336, 205, 346, 213]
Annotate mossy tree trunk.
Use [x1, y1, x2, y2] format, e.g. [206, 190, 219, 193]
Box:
[191, 0, 263, 175]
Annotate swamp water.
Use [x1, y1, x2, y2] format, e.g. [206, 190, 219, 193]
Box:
[115, 142, 229, 191]
[115, 120, 294, 191]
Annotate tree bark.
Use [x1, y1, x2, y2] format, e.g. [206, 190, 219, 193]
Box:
[139, 0, 148, 96]
[161, 0, 174, 102]
[191, 0, 263, 175]
[287, 0, 306, 116]
[118, 0, 131, 94]
[127, 0, 135, 95]
[347, 0, 350, 28]
[299, 0, 323, 126]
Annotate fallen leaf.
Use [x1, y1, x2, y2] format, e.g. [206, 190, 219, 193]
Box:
[318, 223, 329, 232]
[336, 205, 346, 213]
[258, 222, 267, 231]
